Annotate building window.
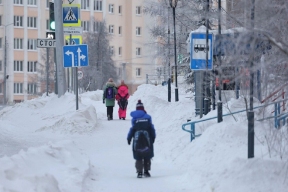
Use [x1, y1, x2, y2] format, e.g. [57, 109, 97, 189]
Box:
[27, 83, 37, 94]
[136, 6, 141, 15]
[93, 21, 100, 32]
[27, 0, 36, 5]
[136, 47, 141, 56]
[0, 84, 2, 93]
[0, 38, 2, 48]
[118, 47, 122, 56]
[136, 68, 141, 77]
[108, 25, 114, 34]
[94, 0, 102, 11]
[46, 0, 49, 8]
[27, 39, 37, 50]
[27, 17, 37, 28]
[14, 38, 23, 49]
[13, 0, 23, 5]
[14, 83, 23, 94]
[14, 16, 23, 27]
[14, 61, 23, 72]
[81, 21, 90, 31]
[109, 46, 114, 55]
[119, 6, 122, 14]
[0, 15, 2, 26]
[109, 4, 114, 13]
[27, 61, 37, 72]
[118, 26, 122, 35]
[0, 60, 2, 71]
[0, 0, 2, 4]
[81, 0, 89, 10]
[136, 27, 141, 36]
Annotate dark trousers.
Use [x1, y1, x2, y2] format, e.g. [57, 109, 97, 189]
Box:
[135, 159, 151, 172]
[107, 106, 114, 119]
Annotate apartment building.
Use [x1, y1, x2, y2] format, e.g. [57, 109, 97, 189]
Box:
[104, 0, 155, 93]
[0, 0, 155, 104]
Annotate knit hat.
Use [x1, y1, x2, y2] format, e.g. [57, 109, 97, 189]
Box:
[136, 100, 145, 111]
[108, 78, 113, 82]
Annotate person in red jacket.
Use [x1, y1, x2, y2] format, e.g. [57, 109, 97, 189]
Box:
[116, 80, 130, 120]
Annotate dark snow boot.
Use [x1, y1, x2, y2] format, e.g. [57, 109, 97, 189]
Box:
[144, 170, 151, 177]
[137, 172, 143, 178]
[122, 117, 125, 120]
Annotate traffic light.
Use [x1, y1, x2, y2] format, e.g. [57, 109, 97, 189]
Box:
[49, 2, 55, 31]
[46, 32, 56, 39]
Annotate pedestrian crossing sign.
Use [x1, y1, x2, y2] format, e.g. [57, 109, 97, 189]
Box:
[63, 4, 81, 27]
[65, 35, 83, 45]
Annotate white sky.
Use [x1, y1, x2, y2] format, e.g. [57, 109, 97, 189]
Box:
[0, 83, 287, 192]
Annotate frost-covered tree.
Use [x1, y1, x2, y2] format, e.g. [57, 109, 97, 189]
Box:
[37, 48, 56, 95]
[143, 0, 216, 89]
[82, 21, 118, 91]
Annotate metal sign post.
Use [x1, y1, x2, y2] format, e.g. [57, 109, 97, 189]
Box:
[63, 44, 88, 110]
[63, 2, 82, 109]
[46, 48, 49, 96]
[37, 38, 55, 96]
[190, 32, 213, 117]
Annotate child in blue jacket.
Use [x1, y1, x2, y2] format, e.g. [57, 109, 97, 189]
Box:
[127, 100, 156, 178]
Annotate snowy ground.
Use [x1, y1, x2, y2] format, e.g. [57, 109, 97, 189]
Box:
[0, 84, 287, 192]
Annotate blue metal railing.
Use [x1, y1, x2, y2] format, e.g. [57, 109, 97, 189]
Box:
[182, 99, 288, 142]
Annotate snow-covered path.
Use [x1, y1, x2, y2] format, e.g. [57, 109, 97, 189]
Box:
[76, 98, 187, 191]
[0, 85, 287, 192]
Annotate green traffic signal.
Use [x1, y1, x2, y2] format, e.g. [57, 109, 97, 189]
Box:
[50, 21, 55, 30]
[49, 2, 55, 31]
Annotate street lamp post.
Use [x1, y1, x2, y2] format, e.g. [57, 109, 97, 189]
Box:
[248, 0, 255, 159]
[169, 0, 179, 102]
[167, 7, 171, 102]
[3, 23, 14, 105]
[217, 0, 223, 122]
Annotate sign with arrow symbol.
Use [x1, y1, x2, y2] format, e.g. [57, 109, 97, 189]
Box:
[63, 44, 89, 68]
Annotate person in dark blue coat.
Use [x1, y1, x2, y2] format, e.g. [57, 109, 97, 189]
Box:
[127, 100, 156, 178]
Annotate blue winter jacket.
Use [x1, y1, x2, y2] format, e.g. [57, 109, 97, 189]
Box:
[127, 110, 156, 160]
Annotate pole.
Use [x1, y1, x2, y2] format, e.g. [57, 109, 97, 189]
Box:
[46, 48, 49, 96]
[217, 0, 223, 122]
[54, 0, 66, 97]
[172, 7, 179, 102]
[54, 48, 58, 94]
[122, 63, 126, 82]
[3, 35, 7, 104]
[75, 66, 79, 110]
[167, 7, 171, 102]
[248, 0, 255, 159]
[69, 34, 73, 93]
[204, 0, 209, 115]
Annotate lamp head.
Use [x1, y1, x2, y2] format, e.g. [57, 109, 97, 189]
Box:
[169, 0, 178, 8]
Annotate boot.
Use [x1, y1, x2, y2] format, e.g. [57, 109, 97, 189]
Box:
[144, 170, 151, 177]
[137, 171, 143, 178]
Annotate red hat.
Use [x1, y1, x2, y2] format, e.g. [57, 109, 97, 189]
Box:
[136, 100, 145, 111]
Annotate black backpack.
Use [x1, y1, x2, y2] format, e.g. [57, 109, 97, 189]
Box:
[133, 118, 151, 157]
[118, 93, 128, 110]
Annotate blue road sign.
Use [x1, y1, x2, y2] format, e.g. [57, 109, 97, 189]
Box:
[63, 6, 79, 25]
[63, 44, 89, 68]
[190, 33, 213, 70]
